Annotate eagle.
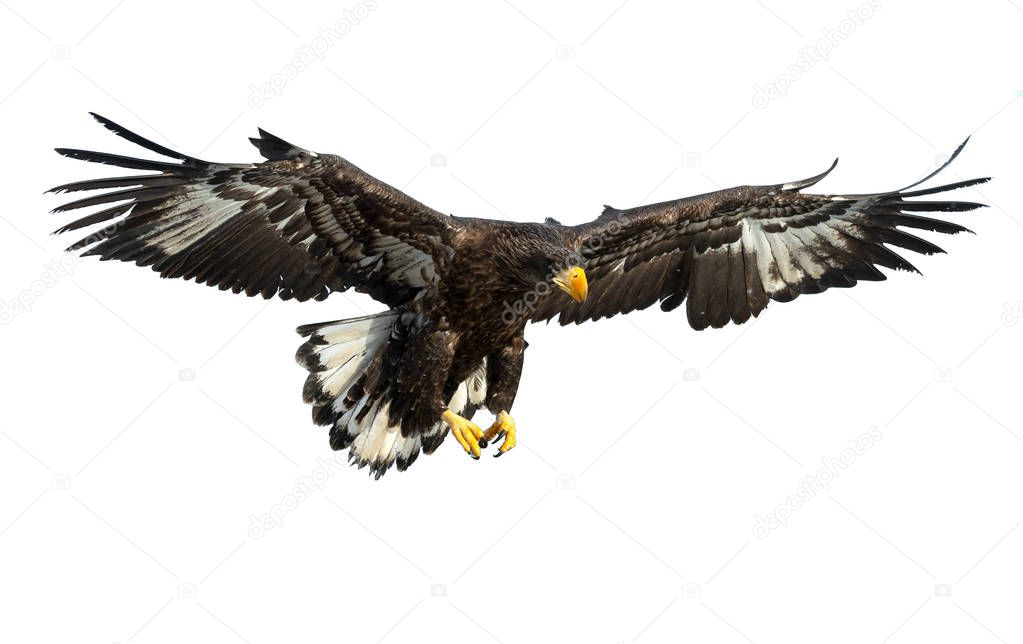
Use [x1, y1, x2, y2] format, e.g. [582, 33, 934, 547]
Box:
[49, 113, 987, 478]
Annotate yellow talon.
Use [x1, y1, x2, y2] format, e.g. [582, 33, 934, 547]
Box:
[443, 409, 483, 459]
[482, 411, 517, 457]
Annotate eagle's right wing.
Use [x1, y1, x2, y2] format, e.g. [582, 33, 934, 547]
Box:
[50, 113, 457, 307]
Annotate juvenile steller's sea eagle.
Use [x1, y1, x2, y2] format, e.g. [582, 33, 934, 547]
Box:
[50, 114, 988, 477]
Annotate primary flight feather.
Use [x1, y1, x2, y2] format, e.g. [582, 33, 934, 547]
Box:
[49, 113, 988, 477]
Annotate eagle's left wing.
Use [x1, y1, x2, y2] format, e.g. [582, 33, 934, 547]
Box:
[533, 141, 988, 329]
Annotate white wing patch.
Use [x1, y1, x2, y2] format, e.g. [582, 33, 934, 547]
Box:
[145, 184, 279, 255]
[733, 213, 855, 297]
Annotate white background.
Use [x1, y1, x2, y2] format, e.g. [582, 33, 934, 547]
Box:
[1, 1, 1021, 642]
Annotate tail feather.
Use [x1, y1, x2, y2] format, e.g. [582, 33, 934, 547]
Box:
[297, 312, 397, 404]
[296, 312, 489, 478]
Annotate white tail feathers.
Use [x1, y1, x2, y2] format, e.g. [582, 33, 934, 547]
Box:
[296, 311, 488, 478]
[297, 312, 396, 405]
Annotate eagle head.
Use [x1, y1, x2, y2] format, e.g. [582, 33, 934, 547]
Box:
[496, 227, 588, 304]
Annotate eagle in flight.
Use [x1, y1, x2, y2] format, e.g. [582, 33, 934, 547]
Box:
[50, 114, 987, 477]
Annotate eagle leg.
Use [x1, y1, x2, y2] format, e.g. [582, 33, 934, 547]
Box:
[442, 409, 484, 460]
[481, 411, 517, 457]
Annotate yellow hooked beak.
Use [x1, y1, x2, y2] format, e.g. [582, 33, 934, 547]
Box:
[553, 266, 588, 303]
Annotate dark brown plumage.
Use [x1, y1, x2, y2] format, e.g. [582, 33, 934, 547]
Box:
[49, 114, 988, 477]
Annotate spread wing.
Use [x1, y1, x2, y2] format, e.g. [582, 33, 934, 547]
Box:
[49, 113, 456, 306]
[533, 140, 989, 329]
